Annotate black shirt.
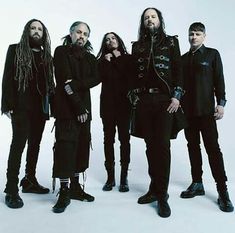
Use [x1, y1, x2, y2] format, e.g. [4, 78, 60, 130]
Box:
[29, 50, 44, 113]
[182, 44, 226, 117]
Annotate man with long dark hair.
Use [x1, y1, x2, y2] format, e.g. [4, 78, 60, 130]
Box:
[128, 7, 185, 217]
[97, 32, 131, 192]
[1, 19, 55, 208]
[52, 21, 100, 213]
[180, 22, 233, 212]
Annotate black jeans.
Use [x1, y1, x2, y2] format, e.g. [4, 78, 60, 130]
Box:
[53, 119, 91, 178]
[5, 111, 46, 194]
[102, 115, 130, 166]
[184, 115, 227, 184]
[137, 94, 173, 200]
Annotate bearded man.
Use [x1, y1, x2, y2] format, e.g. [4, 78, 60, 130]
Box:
[1, 19, 55, 208]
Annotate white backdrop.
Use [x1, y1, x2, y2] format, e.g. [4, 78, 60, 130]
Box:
[0, 1, 234, 233]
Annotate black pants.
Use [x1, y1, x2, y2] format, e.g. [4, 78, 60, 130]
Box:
[102, 115, 130, 166]
[5, 111, 46, 194]
[53, 119, 91, 179]
[137, 94, 173, 200]
[184, 115, 227, 184]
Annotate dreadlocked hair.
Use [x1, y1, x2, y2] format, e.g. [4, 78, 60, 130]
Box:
[15, 19, 54, 92]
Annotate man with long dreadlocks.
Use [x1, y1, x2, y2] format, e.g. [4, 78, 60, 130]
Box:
[52, 21, 99, 213]
[1, 19, 55, 208]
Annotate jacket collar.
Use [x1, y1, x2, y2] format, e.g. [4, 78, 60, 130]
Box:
[189, 44, 205, 55]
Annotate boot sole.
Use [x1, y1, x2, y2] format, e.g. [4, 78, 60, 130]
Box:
[5, 201, 24, 209]
[102, 182, 115, 191]
[22, 189, 50, 194]
[70, 197, 95, 202]
[119, 185, 129, 192]
[180, 191, 205, 199]
[70, 195, 95, 202]
[52, 201, 71, 213]
[217, 199, 234, 212]
[138, 197, 157, 204]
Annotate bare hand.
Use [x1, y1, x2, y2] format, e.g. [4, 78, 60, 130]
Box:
[214, 105, 224, 120]
[104, 53, 113, 62]
[167, 98, 180, 113]
[112, 50, 121, 58]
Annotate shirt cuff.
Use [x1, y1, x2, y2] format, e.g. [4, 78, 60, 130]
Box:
[217, 99, 226, 107]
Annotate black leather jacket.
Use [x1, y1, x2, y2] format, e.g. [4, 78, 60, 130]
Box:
[129, 34, 184, 100]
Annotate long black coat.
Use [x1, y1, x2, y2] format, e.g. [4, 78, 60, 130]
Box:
[128, 35, 187, 139]
[53, 45, 100, 120]
[1, 44, 54, 118]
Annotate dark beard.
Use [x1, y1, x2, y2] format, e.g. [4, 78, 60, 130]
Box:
[29, 36, 43, 49]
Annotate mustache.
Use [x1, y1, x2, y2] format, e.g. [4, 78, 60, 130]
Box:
[76, 38, 84, 43]
[33, 32, 41, 37]
[147, 22, 154, 26]
[73, 38, 85, 47]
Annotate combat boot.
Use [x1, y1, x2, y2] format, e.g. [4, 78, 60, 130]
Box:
[52, 187, 70, 213]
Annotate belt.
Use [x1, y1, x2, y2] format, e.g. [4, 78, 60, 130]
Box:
[132, 87, 161, 94]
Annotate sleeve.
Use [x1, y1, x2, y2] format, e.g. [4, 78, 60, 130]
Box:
[68, 54, 100, 92]
[53, 46, 86, 115]
[213, 50, 226, 106]
[131, 42, 138, 55]
[1, 45, 16, 114]
[170, 36, 184, 100]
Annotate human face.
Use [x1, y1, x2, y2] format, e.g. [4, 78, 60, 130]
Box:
[29, 21, 43, 40]
[143, 9, 160, 30]
[70, 23, 89, 47]
[105, 33, 119, 51]
[188, 30, 205, 51]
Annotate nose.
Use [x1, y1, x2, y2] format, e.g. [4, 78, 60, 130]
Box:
[79, 34, 85, 39]
[34, 28, 40, 34]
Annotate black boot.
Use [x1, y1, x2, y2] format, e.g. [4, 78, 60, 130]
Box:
[20, 176, 50, 194]
[52, 187, 70, 213]
[157, 195, 171, 218]
[180, 182, 205, 198]
[217, 190, 234, 212]
[137, 191, 157, 204]
[70, 183, 95, 202]
[5, 193, 24, 209]
[119, 164, 129, 192]
[102, 162, 115, 191]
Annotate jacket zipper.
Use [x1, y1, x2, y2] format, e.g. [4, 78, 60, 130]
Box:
[149, 35, 171, 95]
